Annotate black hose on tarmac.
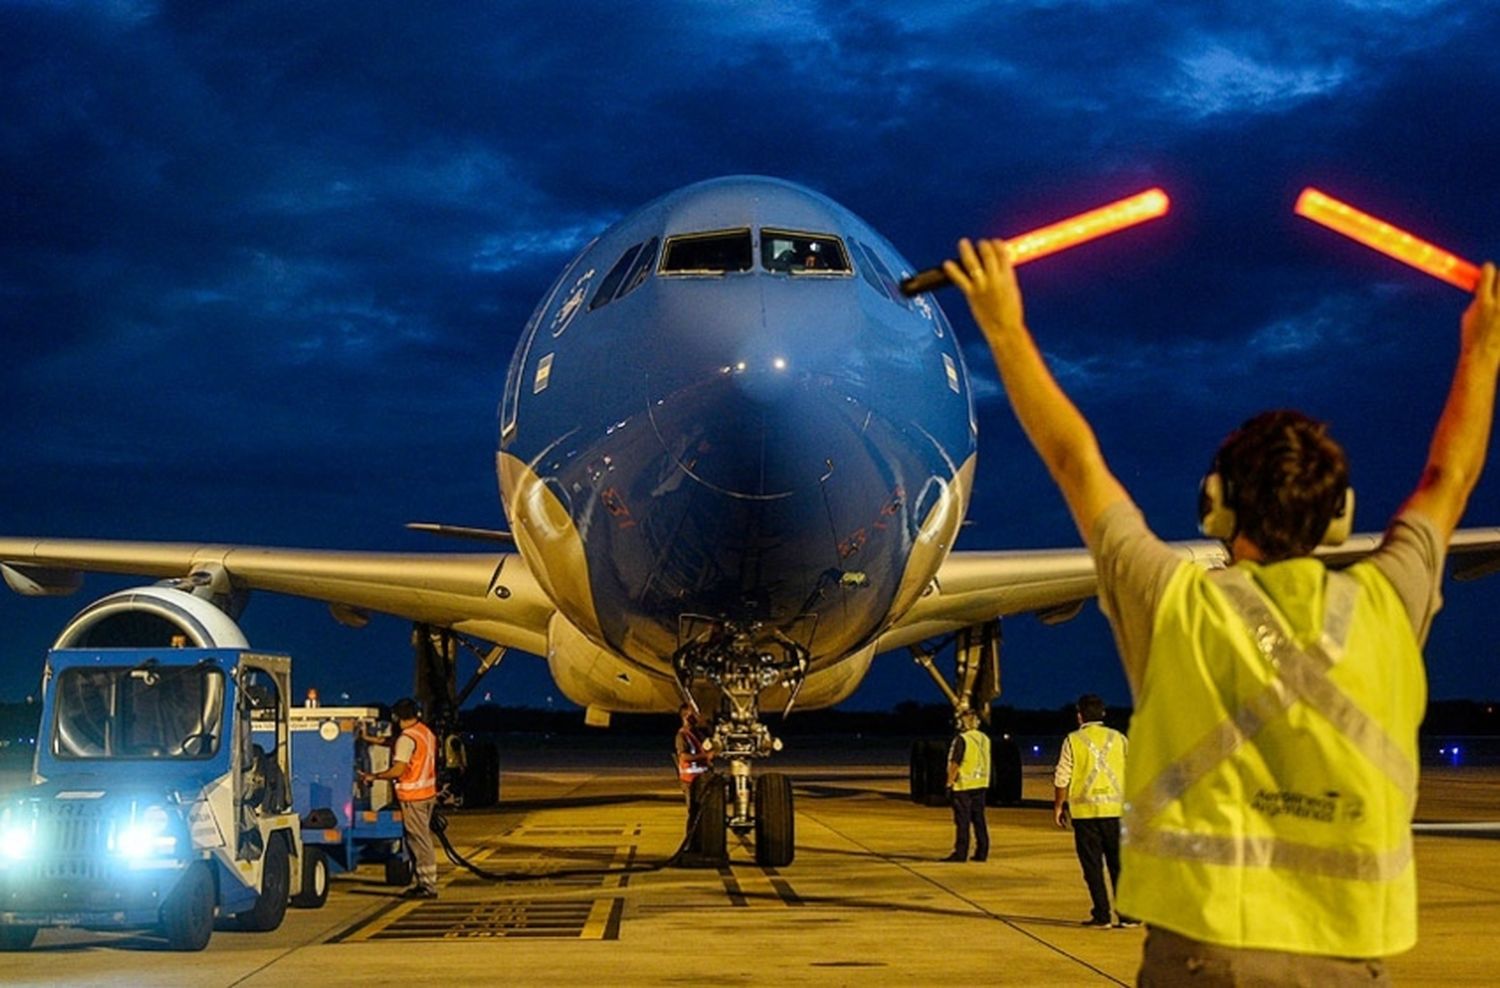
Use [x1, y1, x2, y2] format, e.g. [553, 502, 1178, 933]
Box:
[428, 783, 719, 883]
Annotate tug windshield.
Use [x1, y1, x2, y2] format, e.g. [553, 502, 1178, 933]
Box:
[53, 663, 224, 760]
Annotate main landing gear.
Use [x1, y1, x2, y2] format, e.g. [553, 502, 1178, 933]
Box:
[675, 620, 806, 868]
[906, 620, 1023, 807]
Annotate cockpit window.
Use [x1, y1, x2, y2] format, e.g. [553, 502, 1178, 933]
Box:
[589, 243, 644, 311]
[851, 239, 907, 305]
[761, 230, 851, 274]
[618, 237, 659, 298]
[660, 229, 753, 274]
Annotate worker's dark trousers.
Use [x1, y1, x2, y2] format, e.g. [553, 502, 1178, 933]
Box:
[950, 788, 989, 859]
[1073, 815, 1122, 923]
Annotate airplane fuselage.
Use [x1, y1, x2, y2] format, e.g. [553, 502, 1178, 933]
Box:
[497, 177, 976, 711]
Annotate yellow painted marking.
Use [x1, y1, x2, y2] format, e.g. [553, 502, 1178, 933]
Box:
[580, 898, 616, 939]
[604, 846, 631, 888]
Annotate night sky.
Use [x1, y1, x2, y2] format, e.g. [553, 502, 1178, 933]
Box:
[2, 2, 1498, 714]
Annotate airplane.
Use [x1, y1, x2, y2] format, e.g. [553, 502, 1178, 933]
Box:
[4, 175, 1500, 867]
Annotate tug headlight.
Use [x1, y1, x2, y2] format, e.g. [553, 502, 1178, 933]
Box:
[111, 803, 177, 859]
[0, 804, 37, 863]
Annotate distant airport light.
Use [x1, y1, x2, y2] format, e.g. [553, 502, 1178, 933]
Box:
[900, 187, 1171, 296]
[1295, 187, 1481, 292]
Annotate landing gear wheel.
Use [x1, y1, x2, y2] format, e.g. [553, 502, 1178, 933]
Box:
[384, 853, 414, 887]
[690, 774, 728, 862]
[989, 736, 1023, 806]
[0, 925, 38, 951]
[909, 740, 950, 806]
[236, 835, 290, 931]
[291, 846, 330, 908]
[753, 773, 795, 867]
[160, 861, 215, 951]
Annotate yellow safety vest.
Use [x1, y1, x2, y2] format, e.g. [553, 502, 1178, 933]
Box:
[1066, 723, 1126, 819]
[1118, 559, 1424, 958]
[954, 729, 990, 791]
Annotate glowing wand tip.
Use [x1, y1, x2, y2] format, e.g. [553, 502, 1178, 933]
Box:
[901, 187, 1171, 296]
[1295, 186, 1480, 292]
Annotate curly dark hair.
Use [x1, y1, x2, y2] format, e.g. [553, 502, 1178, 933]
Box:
[1077, 693, 1106, 722]
[1212, 410, 1349, 562]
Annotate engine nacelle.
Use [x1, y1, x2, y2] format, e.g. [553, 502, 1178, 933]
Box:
[52, 585, 250, 650]
[545, 613, 679, 713]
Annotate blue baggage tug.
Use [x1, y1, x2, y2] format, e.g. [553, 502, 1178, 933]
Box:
[0, 587, 321, 951]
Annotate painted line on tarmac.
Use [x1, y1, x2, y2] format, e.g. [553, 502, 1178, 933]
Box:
[715, 862, 804, 908]
[800, 808, 1127, 987]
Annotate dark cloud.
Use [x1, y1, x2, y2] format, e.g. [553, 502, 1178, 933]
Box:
[1, 0, 1497, 708]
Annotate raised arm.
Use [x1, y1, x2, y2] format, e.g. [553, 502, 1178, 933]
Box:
[1402, 262, 1500, 544]
[945, 238, 1131, 541]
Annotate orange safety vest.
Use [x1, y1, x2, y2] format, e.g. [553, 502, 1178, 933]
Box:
[677, 727, 708, 784]
[395, 722, 438, 802]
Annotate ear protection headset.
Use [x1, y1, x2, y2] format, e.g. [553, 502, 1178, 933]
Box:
[1197, 471, 1355, 547]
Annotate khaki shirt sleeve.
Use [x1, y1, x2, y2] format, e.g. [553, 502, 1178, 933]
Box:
[1365, 510, 1446, 646]
[1088, 501, 1187, 697]
[1052, 734, 1074, 789]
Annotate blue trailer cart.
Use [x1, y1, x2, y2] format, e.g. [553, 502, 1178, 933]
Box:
[275, 706, 412, 891]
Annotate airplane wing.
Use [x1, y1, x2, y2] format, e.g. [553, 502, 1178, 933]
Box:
[0, 538, 554, 655]
[5, 526, 1499, 663]
[876, 526, 1500, 653]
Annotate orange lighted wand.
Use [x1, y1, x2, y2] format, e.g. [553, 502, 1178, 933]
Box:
[1294, 187, 1480, 292]
[901, 187, 1171, 296]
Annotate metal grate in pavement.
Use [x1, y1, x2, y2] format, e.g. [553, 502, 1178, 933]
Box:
[335, 897, 622, 941]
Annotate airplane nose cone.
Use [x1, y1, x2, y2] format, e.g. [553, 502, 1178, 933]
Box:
[647, 359, 850, 499]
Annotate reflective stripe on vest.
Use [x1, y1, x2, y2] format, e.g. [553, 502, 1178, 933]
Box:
[677, 728, 707, 784]
[1127, 570, 1416, 836]
[954, 729, 990, 790]
[1067, 724, 1125, 818]
[395, 723, 437, 802]
[1119, 563, 1423, 956]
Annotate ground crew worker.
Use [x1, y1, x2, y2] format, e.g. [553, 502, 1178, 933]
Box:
[1053, 693, 1136, 928]
[942, 709, 990, 862]
[359, 698, 440, 899]
[948, 240, 1500, 982]
[675, 703, 712, 807]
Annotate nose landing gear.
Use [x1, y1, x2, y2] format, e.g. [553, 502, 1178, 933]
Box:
[675, 620, 806, 867]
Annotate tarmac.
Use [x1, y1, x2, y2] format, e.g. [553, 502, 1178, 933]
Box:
[2, 741, 1498, 986]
